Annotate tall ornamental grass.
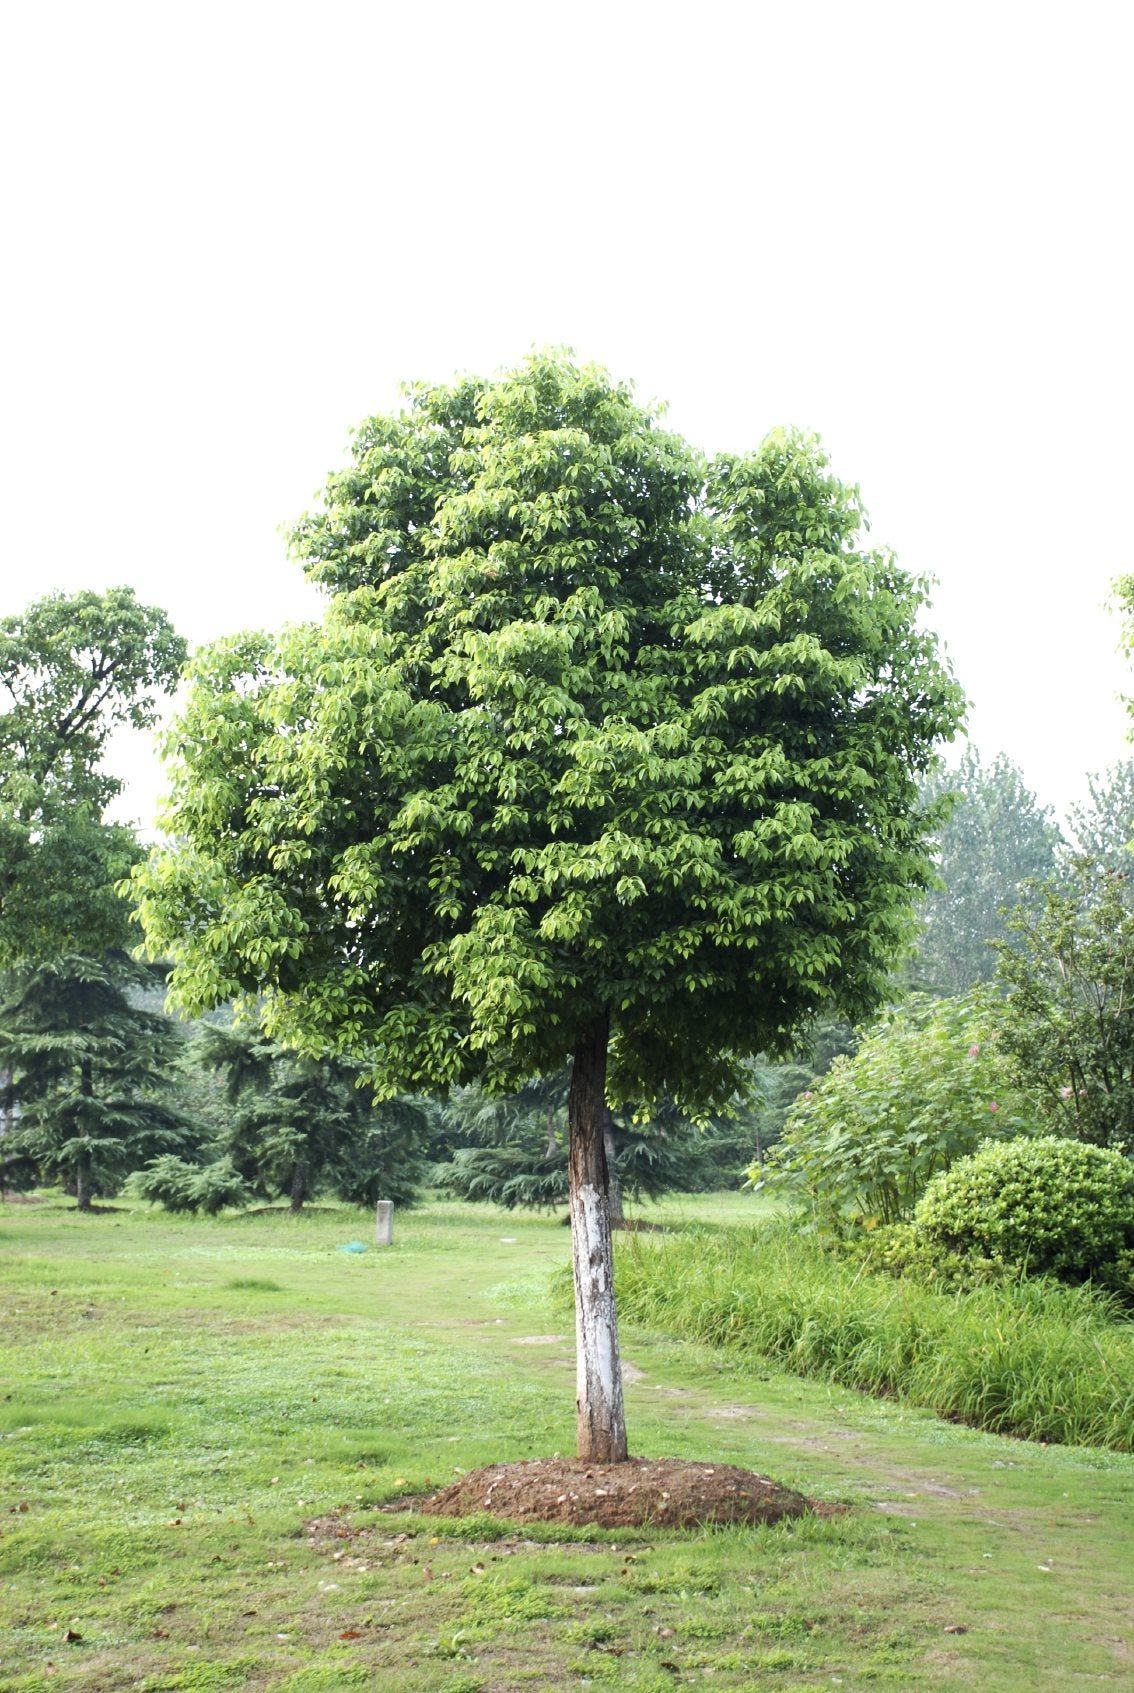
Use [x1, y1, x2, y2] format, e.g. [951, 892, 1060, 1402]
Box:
[614, 1225, 1134, 1452]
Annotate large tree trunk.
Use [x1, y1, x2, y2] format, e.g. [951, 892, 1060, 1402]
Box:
[289, 1160, 308, 1213]
[567, 1009, 628, 1463]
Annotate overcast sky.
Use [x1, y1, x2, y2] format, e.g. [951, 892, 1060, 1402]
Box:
[2, 1, 1131, 829]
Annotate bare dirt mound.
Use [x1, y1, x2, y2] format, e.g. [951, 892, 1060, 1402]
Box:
[422, 1457, 813, 1529]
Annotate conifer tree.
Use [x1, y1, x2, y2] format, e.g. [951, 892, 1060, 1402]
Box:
[436, 1073, 744, 1212]
[0, 953, 188, 1208]
[193, 1025, 429, 1210]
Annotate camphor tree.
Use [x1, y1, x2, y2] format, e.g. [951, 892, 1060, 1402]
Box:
[131, 355, 963, 1461]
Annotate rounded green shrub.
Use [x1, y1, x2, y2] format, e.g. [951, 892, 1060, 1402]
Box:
[915, 1135, 1134, 1284]
[849, 1221, 1009, 1291]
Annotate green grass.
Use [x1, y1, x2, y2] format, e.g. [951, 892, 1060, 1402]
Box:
[0, 1192, 1132, 1690]
[613, 1223, 1134, 1451]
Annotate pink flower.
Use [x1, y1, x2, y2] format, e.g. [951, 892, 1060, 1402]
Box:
[988, 1101, 999, 1112]
[968, 1043, 980, 1057]
[801, 1091, 813, 1101]
[1060, 1086, 1072, 1099]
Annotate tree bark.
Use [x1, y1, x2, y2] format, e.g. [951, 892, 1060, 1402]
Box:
[77, 1061, 94, 1211]
[604, 1110, 625, 1229]
[567, 1009, 628, 1463]
[75, 1151, 93, 1212]
[289, 1160, 308, 1213]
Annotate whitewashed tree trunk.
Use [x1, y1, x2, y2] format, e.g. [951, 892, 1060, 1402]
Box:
[567, 1009, 628, 1463]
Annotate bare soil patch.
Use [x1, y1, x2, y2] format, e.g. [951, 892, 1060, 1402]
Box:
[421, 1456, 814, 1529]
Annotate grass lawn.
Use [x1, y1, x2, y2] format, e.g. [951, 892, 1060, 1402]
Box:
[1, 1193, 1132, 1691]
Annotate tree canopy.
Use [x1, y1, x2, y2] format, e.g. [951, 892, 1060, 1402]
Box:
[134, 355, 963, 1109]
[912, 745, 1063, 995]
[0, 951, 189, 1208]
[994, 861, 1134, 1154]
[1068, 759, 1134, 875]
[0, 587, 185, 964]
[132, 353, 964, 1460]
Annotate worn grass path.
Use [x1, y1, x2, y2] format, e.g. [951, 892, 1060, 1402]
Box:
[1, 1194, 1132, 1690]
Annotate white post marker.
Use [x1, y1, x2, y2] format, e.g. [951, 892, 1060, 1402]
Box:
[375, 1200, 394, 1246]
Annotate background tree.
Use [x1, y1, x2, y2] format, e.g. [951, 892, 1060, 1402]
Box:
[193, 1024, 429, 1210]
[0, 588, 185, 966]
[912, 746, 1063, 995]
[1067, 759, 1134, 874]
[132, 354, 963, 1461]
[994, 861, 1134, 1153]
[436, 1072, 750, 1212]
[0, 952, 189, 1208]
[129, 1153, 251, 1216]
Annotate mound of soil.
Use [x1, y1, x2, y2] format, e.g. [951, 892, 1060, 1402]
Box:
[422, 1457, 813, 1529]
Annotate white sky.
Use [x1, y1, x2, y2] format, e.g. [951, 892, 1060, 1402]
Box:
[2, 0, 1131, 829]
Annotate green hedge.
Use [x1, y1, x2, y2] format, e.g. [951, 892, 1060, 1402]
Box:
[915, 1136, 1134, 1288]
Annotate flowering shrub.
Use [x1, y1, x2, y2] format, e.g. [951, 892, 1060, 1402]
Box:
[756, 992, 1038, 1229]
[915, 1136, 1134, 1287]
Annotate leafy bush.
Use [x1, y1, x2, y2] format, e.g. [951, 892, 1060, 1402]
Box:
[758, 992, 1037, 1229]
[846, 1221, 1009, 1291]
[915, 1135, 1134, 1286]
[612, 1223, 1134, 1450]
[130, 1155, 250, 1215]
